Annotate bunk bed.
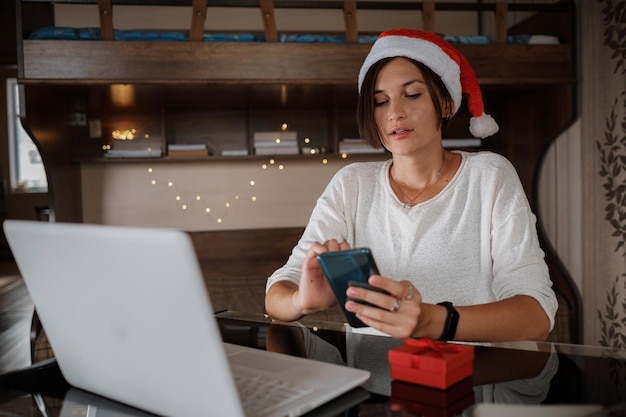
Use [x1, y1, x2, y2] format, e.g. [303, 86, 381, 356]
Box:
[16, 0, 575, 85]
[14, 0, 581, 343]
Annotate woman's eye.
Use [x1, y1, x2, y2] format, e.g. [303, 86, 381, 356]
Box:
[406, 93, 421, 99]
[374, 100, 388, 107]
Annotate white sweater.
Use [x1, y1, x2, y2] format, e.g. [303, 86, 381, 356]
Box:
[267, 150, 557, 329]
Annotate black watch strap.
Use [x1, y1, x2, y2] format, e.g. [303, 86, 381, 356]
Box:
[437, 301, 459, 341]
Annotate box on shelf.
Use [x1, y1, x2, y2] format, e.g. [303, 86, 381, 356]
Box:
[388, 338, 474, 390]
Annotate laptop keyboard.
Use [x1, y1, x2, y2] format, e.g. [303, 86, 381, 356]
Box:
[235, 373, 314, 417]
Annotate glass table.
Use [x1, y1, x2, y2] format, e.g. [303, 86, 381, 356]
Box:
[0, 310, 624, 416]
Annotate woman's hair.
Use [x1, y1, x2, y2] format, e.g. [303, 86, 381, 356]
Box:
[356, 57, 454, 149]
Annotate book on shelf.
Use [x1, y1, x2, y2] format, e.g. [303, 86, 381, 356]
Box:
[338, 138, 385, 154]
[168, 150, 209, 157]
[253, 131, 298, 143]
[255, 146, 300, 155]
[221, 149, 249, 156]
[167, 143, 208, 151]
[442, 138, 482, 148]
[167, 143, 209, 157]
[105, 149, 163, 158]
[253, 139, 298, 148]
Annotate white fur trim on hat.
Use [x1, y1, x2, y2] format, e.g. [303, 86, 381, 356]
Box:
[358, 35, 462, 114]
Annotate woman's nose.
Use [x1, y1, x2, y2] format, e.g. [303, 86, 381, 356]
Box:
[388, 101, 406, 121]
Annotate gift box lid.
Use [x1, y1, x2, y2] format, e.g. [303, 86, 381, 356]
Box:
[388, 338, 475, 373]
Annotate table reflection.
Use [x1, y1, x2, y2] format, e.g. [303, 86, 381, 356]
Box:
[216, 313, 626, 415]
[264, 321, 560, 416]
[0, 312, 623, 417]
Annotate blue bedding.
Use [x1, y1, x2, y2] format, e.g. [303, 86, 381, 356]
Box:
[28, 27, 532, 44]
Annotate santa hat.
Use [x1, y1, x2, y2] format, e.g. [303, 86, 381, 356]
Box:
[358, 28, 499, 138]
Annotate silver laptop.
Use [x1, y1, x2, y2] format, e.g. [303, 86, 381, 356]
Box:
[4, 220, 370, 417]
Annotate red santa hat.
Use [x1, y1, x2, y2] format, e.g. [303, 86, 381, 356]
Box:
[358, 28, 499, 138]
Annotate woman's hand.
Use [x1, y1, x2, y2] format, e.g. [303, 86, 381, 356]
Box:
[293, 239, 351, 315]
[344, 274, 426, 339]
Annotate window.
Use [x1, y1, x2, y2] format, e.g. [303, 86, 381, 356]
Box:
[6, 78, 47, 193]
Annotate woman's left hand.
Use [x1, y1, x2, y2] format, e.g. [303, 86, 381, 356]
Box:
[344, 274, 423, 339]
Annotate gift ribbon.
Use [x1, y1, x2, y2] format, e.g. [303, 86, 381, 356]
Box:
[403, 337, 463, 355]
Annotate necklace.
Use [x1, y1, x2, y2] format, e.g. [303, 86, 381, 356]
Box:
[391, 153, 446, 208]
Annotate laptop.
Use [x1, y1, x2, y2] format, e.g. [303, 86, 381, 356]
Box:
[3, 220, 370, 417]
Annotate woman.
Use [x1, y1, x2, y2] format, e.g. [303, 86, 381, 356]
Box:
[264, 29, 557, 343]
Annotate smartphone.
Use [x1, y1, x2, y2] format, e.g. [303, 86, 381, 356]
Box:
[317, 248, 389, 327]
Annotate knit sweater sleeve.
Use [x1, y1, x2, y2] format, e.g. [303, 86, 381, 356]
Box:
[486, 155, 558, 330]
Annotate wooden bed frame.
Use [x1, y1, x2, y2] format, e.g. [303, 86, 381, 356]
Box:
[16, 0, 575, 85]
[14, 0, 582, 343]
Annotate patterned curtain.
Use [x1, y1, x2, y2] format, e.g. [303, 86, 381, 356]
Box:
[582, 0, 625, 347]
[580, 0, 626, 400]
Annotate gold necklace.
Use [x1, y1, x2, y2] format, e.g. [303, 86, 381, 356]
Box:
[391, 153, 446, 208]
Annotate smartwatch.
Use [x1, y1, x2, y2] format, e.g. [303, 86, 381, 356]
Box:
[437, 301, 459, 341]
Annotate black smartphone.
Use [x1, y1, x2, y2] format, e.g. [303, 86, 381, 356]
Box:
[317, 248, 388, 327]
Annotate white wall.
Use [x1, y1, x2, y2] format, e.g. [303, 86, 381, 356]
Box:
[81, 155, 385, 231]
[538, 120, 583, 294]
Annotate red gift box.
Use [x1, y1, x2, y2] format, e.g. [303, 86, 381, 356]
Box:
[388, 338, 475, 389]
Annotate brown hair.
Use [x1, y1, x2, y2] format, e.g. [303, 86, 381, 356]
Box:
[356, 57, 454, 149]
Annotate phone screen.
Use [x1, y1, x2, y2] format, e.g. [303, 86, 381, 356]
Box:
[317, 248, 382, 327]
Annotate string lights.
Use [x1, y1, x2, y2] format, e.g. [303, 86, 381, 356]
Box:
[145, 155, 334, 225]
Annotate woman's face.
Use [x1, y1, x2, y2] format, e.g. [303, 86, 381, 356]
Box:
[373, 57, 443, 156]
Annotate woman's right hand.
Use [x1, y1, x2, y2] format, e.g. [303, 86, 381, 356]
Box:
[293, 239, 351, 315]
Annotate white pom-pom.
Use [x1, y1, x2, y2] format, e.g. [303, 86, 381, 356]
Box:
[469, 113, 499, 138]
